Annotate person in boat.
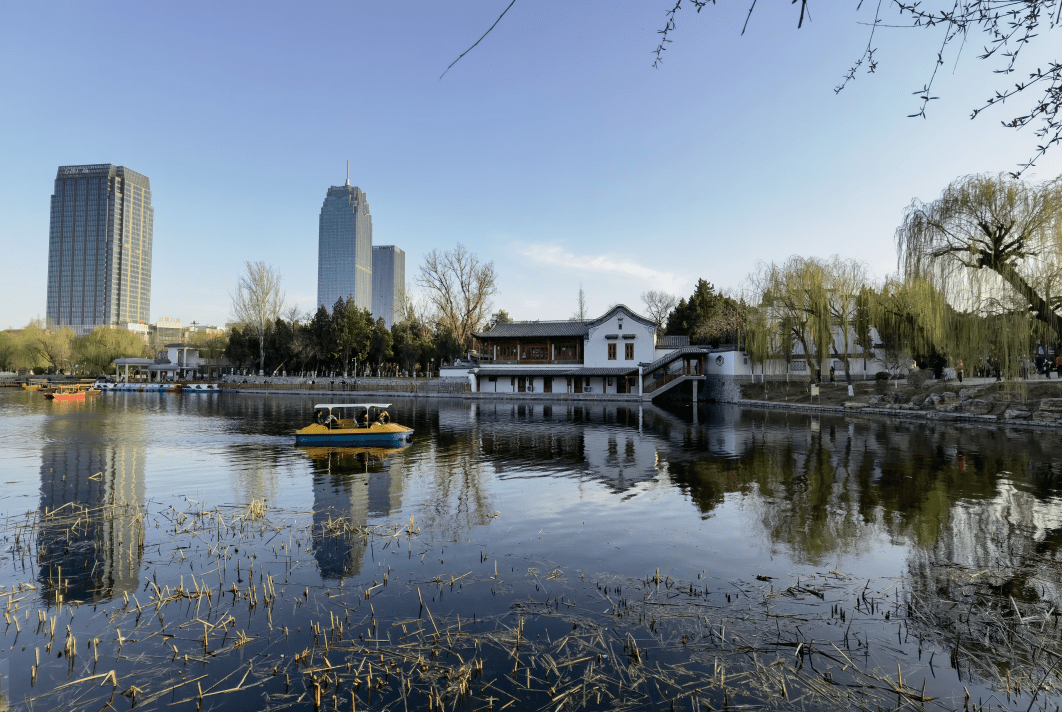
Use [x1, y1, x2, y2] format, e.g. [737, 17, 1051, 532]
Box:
[314, 409, 325, 425]
[377, 410, 390, 425]
[356, 411, 369, 428]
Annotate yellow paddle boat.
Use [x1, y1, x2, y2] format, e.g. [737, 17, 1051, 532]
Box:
[295, 403, 413, 446]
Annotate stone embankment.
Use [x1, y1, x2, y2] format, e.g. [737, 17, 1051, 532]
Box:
[741, 382, 1062, 429]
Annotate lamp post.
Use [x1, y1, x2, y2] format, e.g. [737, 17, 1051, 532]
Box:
[430, 358, 434, 378]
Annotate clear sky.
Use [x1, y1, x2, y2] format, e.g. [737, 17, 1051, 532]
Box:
[1, 1, 1059, 330]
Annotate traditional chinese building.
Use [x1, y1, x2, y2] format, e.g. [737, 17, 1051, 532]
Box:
[470, 305, 698, 396]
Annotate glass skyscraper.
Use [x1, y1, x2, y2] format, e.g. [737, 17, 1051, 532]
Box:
[372, 245, 405, 328]
[46, 164, 153, 334]
[318, 179, 373, 312]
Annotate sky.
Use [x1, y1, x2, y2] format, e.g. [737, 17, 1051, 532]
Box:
[1, 1, 1060, 330]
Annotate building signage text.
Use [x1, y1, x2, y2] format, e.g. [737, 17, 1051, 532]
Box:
[58, 164, 111, 176]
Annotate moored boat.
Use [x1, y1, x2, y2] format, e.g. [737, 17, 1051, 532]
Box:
[182, 383, 220, 393]
[44, 385, 87, 401]
[295, 403, 413, 447]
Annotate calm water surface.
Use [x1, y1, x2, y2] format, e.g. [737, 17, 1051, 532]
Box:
[1, 389, 1061, 710]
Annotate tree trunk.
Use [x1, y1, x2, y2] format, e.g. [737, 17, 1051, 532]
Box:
[986, 257, 1062, 341]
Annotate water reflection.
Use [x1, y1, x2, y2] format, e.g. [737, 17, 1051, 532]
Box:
[10, 392, 1062, 706]
[473, 402, 663, 491]
[657, 405, 1062, 588]
[37, 413, 145, 602]
[301, 446, 405, 579]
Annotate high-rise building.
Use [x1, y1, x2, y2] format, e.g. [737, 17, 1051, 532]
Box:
[372, 245, 405, 328]
[46, 164, 153, 334]
[318, 176, 372, 312]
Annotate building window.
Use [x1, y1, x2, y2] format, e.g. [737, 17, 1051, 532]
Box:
[608, 343, 616, 360]
[624, 343, 634, 360]
[520, 343, 547, 361]
[555, 342, 578, 361]
[497, 343, 518, 361]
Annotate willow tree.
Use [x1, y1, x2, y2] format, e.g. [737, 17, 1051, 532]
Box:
[822, 256, 871, 384]
[898, 174, 1062, 334]
[871, 277, 953, 376]
[74, 327, 149, 375]
[749, 257, 832, 383]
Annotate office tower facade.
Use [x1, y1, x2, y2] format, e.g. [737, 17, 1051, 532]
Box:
[46, 164, 153, 334]
[372, 245, 405, 328]
[318, 180, 372, 312]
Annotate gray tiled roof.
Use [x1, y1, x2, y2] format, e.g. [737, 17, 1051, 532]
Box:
[656, 335, 690, 348]
[473, 320, 590, 339]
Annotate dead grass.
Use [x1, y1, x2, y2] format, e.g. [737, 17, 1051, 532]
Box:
[4, 500, 1062, 711]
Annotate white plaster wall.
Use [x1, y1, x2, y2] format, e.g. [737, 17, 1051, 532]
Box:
[584, 311, 655, 368]
[705, 351, 754, 377]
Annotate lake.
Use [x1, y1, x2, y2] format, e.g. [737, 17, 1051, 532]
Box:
[1, 389, 1060, 710]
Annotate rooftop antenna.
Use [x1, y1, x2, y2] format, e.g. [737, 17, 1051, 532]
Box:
[345, 160, 350, 187]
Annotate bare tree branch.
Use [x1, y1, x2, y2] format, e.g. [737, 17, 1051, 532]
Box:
[441, 0, 518, 79]
[230, 261, 285, 371]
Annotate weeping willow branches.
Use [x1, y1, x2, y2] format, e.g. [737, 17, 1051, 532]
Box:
[897, 173, 1062, 342]
[749, 256, 834, 383]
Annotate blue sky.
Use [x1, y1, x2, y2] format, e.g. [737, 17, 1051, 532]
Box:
[2, 1, 1059, 330]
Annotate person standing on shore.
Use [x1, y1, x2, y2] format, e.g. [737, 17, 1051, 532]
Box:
[957, 358, 963, 384]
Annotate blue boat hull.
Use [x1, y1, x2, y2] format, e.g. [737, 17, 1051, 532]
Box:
[295, 431, 413, 447]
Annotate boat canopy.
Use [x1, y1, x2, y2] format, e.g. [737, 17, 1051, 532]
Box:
[313, 403, 392, 410]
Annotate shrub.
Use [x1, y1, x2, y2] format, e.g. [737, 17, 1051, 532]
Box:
[907, 370, 930, 389]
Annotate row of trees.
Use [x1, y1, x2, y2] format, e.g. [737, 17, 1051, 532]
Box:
[224, 244, 500, 377]
[224, 296, 467, 377]
[0, 321, 150, 375]
[640, 173, 1062, 384]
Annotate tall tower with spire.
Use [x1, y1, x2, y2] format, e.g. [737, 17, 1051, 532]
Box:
[318, 164, 372, 312]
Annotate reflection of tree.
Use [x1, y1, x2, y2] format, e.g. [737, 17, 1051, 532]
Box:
[414, 444, 495, 544]
[38, 438, 146, 603]
[902, 481, 1062, 689]
[664, 406, 1062, 567]
[659, 403, 1062, 690]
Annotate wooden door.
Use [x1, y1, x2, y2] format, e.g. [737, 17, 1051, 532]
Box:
[518, 377, 526, 392]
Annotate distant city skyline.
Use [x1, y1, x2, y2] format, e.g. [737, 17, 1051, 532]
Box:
[46, 164, 153, 335]
[2, 2, 1061, 331]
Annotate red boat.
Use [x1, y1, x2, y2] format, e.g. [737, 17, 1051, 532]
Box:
[44, 385, 89, 401]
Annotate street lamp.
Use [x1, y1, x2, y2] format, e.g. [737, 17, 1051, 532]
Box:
[430, 358, 434, 378]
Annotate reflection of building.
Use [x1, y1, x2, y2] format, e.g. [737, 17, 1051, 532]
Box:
[46, 164, 153, 335]
[318, 177, 373, 312]
[372, 246, 405, 329]
[474, 401, 664, 492]
[38, 437, 146, 602]
[307, 448, 403, 580]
